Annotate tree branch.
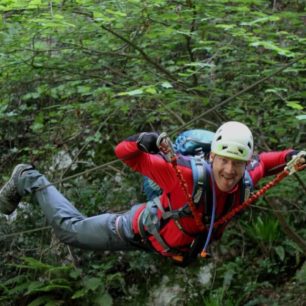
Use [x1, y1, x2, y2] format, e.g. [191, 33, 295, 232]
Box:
[185, 0, 198, 87]
[170, 53, 306, 135]
[266, 197, 306, 255]
[100, 24, 180, 84]
[294, 173, 306, 194]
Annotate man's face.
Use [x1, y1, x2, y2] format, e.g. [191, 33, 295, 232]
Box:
[210, 153, 247, 192]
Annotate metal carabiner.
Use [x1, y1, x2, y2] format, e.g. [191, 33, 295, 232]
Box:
[156, 132, 175, 162]
[285, 151, 306, 175]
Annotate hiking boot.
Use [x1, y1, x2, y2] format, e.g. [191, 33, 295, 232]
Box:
[0, 164, 33, 215]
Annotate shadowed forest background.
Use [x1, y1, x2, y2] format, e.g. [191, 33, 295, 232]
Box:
[0, 0, 305, 305]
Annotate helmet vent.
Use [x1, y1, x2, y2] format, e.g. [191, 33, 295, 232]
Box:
[238, 148, 244, 154]
[217, 136, 222, 141]
[247, 142, 252, 149]
[222, 145, 228, 150]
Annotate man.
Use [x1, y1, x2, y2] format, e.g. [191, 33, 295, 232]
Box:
[0, 121, 303, 265]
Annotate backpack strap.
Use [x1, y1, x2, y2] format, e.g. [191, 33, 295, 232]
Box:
[190, 156, 207, 205]
[241, 170, 253, 202]
[190, 160, 213, 224]
[161, 158, 211, 237]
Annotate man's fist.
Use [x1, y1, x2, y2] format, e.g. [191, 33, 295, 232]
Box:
[137, 132, 160, 154]
[286, 150, 306, 165]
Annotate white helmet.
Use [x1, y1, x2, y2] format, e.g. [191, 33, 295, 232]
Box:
[211, 121, 253, 161]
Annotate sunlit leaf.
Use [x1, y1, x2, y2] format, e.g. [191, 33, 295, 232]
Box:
[286, 101, 303, 110]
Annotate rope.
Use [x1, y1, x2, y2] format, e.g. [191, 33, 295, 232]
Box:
[198, 164, 306, 257]
[213, 164, 305, 229]
[170, 156, 205, 231]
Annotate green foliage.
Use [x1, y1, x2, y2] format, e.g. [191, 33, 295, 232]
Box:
[243, 215, 281, 255]
[0, 0, 305, 305]
[0, 257, 118, 306]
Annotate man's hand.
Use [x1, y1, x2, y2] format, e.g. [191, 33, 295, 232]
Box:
[285, 150, 306, 174]
[137, 132, 160, 154]
[297, 150, 306, 165]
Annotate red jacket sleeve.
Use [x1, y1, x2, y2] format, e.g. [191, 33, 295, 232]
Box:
[115, 135, 179, 193]
[248, 149, 293, 185]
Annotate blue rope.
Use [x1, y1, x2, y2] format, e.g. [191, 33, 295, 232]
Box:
[201, 164, 216, 255]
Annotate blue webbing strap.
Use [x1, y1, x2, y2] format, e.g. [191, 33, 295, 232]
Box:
[190, 156, 206, 205]
[201, 164, 216, 255]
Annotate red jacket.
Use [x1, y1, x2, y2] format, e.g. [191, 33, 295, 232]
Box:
[115, 134, 292, 256]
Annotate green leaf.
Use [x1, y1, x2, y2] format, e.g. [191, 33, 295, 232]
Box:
[118, 89, 143, 96]
[69, 268, 82, 280]
[241, 16, 280, 26]
[20, 257, 53, 270]
[105, 9, 127, 17]
[71, 288, 87, 299]
[250, 40, 295, 57]
[93, 11, 114, 22]
[28, 0, 42, 9]
[265, 88, 287, 94]
[215, 24, 235, 30]
[296, 114, 306, 121]
[77, 86, 92, 95]
[286, 101, 304, 110]
[145, 87, 157, 94]
[25, 282, 72, 295]
[28, 295, 57, 306]
[275, 246, 285, 261]
[161, 81, 173, 88]
[94, 291, 113, 306]
[295, 262, 306, 284]
[85, 277, 102, 291]
[45, 301, 59, 306]
[185, 62, 213, 68]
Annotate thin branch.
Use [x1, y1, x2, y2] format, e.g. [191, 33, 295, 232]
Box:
[266, 197, 306, 255]
[60, 110, 117, 178]
[294, 173, 306, 194]
[100, 24, 180, 84]
[107, 165, 127, 176]
[185, 0, 198, 86]
[170, 53, 306, 135]
[157, 100, 186, 125]
[250, 204, 306, 214]
[99, 24, 214, 99]
[0, 226, 51, 240]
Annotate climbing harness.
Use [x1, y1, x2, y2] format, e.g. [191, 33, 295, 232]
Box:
[157, 132, 214, 262]
[157, 132, 205, 232]
[157, 133, 306, 261]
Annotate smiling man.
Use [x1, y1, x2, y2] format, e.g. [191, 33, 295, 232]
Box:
[0, 121, 304, 266]
[210, 121, 253, 193]
[211, 155, 246, 192]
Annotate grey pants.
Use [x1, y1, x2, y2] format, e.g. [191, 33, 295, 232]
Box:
[17, 169, 141, 251]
